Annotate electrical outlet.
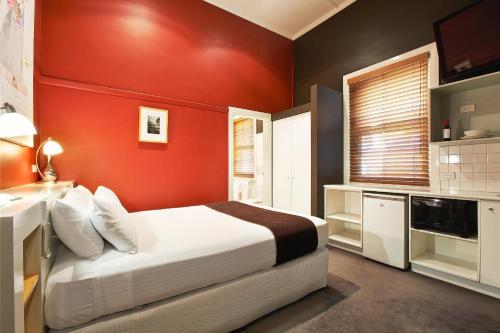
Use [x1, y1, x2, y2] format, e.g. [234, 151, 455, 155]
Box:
[460, 104, 476, 113]
[32, 164, 38, 173]
[440, 172, 456, 180]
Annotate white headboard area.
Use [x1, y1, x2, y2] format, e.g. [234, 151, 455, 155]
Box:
[0, 181, 73, 333]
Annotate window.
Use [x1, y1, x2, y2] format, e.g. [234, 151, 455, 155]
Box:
[348, 53, 430, 186]
[233, 118, 254, 178]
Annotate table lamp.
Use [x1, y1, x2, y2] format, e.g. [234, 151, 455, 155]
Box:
[0, 102, 37, 205]
[36, 138, 63, 183]
[0, 102, 37, 138]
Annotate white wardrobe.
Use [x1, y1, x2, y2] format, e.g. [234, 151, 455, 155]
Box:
[272, 112, 311, 215]
[272, 84, 343, 218]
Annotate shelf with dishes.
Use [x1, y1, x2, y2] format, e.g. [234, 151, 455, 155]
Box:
[324, 187, 363, 251]
[431, 136, 500, 147]
[430, 69, 500, 144]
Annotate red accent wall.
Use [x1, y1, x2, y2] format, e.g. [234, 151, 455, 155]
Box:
[0, 141, 36, 189]
[36, 0, 293, 211]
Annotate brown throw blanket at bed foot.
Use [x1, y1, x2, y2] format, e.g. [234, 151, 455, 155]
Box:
[205, 201, 318, 265]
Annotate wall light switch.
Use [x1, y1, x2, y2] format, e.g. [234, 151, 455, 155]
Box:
[460, 104, 476, 113]
[440, 172, 456, 180]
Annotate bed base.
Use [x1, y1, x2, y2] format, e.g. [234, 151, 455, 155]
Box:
[51, 247, 328, 333]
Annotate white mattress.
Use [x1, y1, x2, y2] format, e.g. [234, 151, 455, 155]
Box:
[50, 248, 328, 333]
[45, 204, 327, 330]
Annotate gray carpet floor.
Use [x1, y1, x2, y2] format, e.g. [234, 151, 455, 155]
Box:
[238, 247, 500, 333]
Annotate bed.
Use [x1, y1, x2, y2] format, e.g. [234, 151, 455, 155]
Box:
[45, 203, 329, 332]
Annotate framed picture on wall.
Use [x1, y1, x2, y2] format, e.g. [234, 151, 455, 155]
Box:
[139, 106, 168, 143]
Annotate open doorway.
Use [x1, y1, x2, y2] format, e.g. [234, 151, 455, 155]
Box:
[228, 107, 272, 206]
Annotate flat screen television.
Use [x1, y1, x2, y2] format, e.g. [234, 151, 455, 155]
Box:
[434, 0, 500, 84]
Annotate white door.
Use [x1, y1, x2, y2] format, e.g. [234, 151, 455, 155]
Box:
[290, 112, 311, 215]
[363, 193, 408, 269]
[480, 201, 500, 288]
[272, 117, 292, 210]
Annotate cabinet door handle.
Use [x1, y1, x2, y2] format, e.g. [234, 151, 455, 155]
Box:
[380, 203, 384, 207]
[488, 208, 495, 213]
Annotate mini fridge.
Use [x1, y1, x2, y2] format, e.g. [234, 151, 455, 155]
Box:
[363, 193, 409, 269]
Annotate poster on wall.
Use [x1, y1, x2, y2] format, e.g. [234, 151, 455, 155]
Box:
[0, 0, 35, 147]
[139, 106, 168, 143]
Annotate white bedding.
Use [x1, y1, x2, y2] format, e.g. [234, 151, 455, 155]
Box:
[45, 204, 327, 330]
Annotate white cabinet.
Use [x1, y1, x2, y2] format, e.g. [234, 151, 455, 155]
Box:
[272, 112, 311, 215]
[480, 201, 500, 288]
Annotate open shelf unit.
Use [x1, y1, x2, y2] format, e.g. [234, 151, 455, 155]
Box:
[410, 228, 479, 281]
[410, 227, 478, 243]
[22, 225, 43, 333]
[23, 274, 40, 306]
[326, 212, 361, 224]
[325, 187, 363, 251]
[430, 70, 500, 143]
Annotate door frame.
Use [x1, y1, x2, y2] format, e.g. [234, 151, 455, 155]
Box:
[228, 107, 272, 206]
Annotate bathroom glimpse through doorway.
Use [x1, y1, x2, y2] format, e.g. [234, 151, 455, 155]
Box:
[228, 107, 272, 207]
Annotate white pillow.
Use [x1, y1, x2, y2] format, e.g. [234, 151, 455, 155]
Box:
[51, 186, 104, 259]
[90, 186, 137, 253]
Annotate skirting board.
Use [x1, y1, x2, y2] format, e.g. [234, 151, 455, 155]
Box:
[412, 264, 500, 299]
[51, 248, 329, 333]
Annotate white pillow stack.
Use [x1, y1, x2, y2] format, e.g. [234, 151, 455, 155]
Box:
[51, 186, 104, 259]
[89, 186, 138, 254]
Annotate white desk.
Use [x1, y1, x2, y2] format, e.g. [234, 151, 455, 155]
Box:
[0, 182, 73, 333]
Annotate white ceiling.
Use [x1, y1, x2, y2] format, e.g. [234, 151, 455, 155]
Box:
[204, 0, 356, 40]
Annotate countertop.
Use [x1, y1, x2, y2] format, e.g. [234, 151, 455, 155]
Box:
[324, 183, 500, 202]
[0, 181, 74, 218]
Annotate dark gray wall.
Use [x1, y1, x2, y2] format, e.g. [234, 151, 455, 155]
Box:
[293, 0, 476, 105]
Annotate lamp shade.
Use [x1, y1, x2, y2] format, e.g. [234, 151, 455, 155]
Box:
[0, 112, 37, 138]
[42, 139, 63, 156]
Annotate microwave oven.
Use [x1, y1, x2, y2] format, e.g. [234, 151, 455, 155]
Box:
[411, 196, 477, 238]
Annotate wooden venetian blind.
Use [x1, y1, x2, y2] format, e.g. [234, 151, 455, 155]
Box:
[233, 118, 254, 178]
[348, 53, 430, 186]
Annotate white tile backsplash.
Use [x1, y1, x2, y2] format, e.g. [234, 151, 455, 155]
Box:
[487, 182, 500, 193]
[437, 142, 500, 193]
[488, 143, 500, 153]
[474, 144, 487, 154]
[461, 154, 473, 163]
[474, 163, 487, 172]
[488, 163, 500, 172]
[474, 180, 487, 192]
[473, 154, 487, 163]
[449, 180, 461, 190]
[449, 146, 460, 155]
[461, 164, 473, 172]
[474, 173, 486, 180]
[461, 145, 473, 154]
[461, 172, 474, 181]
[439, 155, 449, 164]
[461, 181, 474, 191]
[449, 155, 460, 164]
[488, 153, 500, 163]
[488, 173, 500, 182]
